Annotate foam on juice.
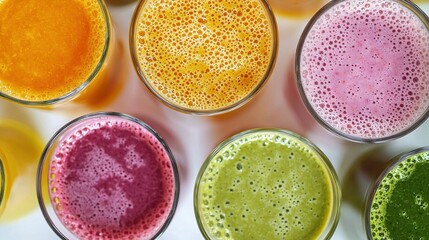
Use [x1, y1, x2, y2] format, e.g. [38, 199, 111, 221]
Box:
[49, 116, 176, 239]
[299, 0, 429, 139]
[0, 0, 107, 101]
[369, 151, 429, 239]
[134, 0, 275, 111]
[196, 130, 337, 239]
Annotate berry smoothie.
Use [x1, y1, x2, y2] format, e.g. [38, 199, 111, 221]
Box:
[195, 129, 340, 239]
[297, 0, 429, 141]
[367, 147, 429, 240]
[46, 113, 178, 239]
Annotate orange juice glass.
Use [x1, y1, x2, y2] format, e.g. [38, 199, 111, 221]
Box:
[130, 0, 278, 115]
[0, 120, 44, 222]
[0, 0, 122, 108]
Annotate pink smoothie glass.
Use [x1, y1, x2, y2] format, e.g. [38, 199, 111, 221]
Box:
[37, 112, 179, 239]
[296, 0, 429, 143]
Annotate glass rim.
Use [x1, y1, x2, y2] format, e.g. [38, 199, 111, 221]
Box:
[193, 128, 341, 239]
[129, 0, 278, 116]
[0, 0, 112, 107]
[36, 111, 180, 239]
[295, 0, 429, 143]
[0, 151, 5, 210]
[364, 146, 429, 239]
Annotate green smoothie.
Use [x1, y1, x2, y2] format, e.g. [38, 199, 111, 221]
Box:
[368, 148, 429, 240]
[194, 129, 340, 239]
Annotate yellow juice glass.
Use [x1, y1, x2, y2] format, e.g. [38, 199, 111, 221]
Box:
[0, 0, 123, 109]
[0, 120, 44, 222]
[267, 0, 326, 18]
[0, 150, 5, 216]
[130, 0, 278, 115]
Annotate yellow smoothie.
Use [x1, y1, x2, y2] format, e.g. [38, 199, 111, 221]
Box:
[0, 120, 44, 222]
[132, 0, 277, 113]
[0, 0, 112, 106]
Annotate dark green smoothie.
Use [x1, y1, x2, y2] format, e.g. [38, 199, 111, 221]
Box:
[194, 129, 340, 239]
[368, 148, 429, 240]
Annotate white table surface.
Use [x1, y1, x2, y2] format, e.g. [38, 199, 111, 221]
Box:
[1, 1, 429, 239]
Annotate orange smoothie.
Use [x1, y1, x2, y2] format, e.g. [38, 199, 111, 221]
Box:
[131, 0, 277, 114]
[0, 0, 112, 106]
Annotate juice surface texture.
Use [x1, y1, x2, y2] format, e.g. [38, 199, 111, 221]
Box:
[133, 0, 276, 112]
[49, 115, 176, 239]
[196, 130, 338, 239]
[299, 0, 429, 140]
[369, 150, 429, 240]
[0, 0, 107, 102]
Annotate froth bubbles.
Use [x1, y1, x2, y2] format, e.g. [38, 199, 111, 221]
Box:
[37, 112, 179, 239]
[130, 0, 278, 115]
[194, 129, 341, 239]
[296, 0, 429, 142]
[365, 147, 429, 239]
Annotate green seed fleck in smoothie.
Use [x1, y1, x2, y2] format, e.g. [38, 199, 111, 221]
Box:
[369, 149, 429, 240]
[195, 129, 340, 239]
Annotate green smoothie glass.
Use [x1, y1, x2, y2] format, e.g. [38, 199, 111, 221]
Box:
[194, 129, 341, 239]
[365, 147, 429, 240]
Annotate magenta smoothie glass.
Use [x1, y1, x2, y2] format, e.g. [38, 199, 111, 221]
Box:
[37, 112, 179, 239]
[296, 0, 429, 143]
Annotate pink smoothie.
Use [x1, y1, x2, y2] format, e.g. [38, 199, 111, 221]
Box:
[299, 0, 429, 140]
[48, 114, 177, 239]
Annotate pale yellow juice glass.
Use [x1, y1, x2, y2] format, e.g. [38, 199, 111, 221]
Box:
[267, 0, 327, 18]
[0, 120, 44, 222]
[0, 150, 5, 217]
